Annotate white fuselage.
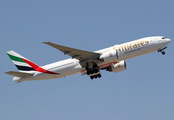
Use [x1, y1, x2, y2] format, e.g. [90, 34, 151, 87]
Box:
[13, 36, 171, 82]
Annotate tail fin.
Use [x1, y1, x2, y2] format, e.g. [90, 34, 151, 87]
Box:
[7, 50, 59, 75]
[7, 50, 37, 72]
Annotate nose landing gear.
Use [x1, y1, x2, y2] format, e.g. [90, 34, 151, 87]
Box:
[158, 46, 167, 55]
[158, 50, 165, 55]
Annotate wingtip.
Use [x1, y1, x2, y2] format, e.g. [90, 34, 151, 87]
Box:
[42, 42, 49, 44]
[42, 42, 54, 45]
[4, 71, 9, 74]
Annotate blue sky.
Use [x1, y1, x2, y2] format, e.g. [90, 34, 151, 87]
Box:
[1, 0, 174, 120]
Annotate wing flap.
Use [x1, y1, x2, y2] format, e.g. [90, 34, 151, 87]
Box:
[5, 71, 34, 77]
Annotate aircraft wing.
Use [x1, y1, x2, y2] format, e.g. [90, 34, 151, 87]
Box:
[43, 42, 101, 63]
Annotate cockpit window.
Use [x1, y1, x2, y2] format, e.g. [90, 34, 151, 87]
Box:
[162, 37, 166, 39]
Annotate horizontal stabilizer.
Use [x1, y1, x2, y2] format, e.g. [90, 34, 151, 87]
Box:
[5, 71, 34, 77]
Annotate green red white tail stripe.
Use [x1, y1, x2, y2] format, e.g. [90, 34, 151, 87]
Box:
[7, 51, 59, 74]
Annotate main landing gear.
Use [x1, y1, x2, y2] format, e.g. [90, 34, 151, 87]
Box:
[89, 73, 101, 80]
[86, 62, 101, 80]
[158, 46, 167, 55]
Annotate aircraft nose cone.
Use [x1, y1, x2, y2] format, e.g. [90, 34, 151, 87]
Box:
[167, 38, 171, 44]
[168, 39, 171, 43]
[166, 38, 171, 46]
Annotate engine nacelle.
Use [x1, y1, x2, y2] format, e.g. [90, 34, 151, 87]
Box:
[99, 50, 118, 62]
[106, 60, 126, 73]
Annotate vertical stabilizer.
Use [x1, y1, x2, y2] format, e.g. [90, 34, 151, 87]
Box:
[6, 50, 59, 75]
[7, 51, 36, 72]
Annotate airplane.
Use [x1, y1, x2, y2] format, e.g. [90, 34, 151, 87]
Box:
[5, 36, 171, 83]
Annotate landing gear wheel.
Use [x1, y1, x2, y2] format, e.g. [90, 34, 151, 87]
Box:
[94, 75, 98, 79]
[97, 74, 101, 78]
[162, 51, 165, 55]
[90, 76, 94, 79]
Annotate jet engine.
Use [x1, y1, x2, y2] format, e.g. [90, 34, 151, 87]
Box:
[99, 50, 118, 62]
[106, 60, 126, 73]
